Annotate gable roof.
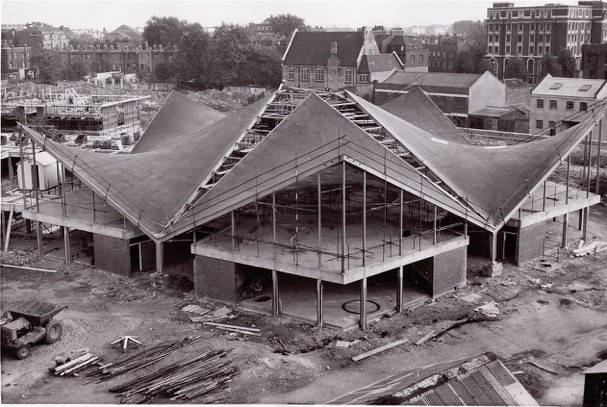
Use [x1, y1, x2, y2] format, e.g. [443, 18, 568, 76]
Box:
[382, 71, 483, 90]
[380, 87, 470, 144]
[358, 53, 402, 74]
[131, 91, 225, 154]
[532, 75, 607, 98]
[283, 31, 363, 66]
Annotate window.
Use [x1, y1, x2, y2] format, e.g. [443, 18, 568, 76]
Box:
[549, 100, 557, 109]
[539, 46, 543, 54]
[530, 45, 534, 54]
[300, 67, 310, 81]
[506, 46, 511, 54]
[506, 23, 511, 31]
[518, 34, 522, 42]
[344, 68, 353, 84]
[580, 102, 588, 111]
[549, 121, 556, 128]
[314, 67, 324, 82]
[549, 83, 563, 90]
[517, 45, 522, 54]
[506, 34, 511, 42]
[358, 74, 369, 83]
[524, 10, 530, 16]
[536, 120, 544, 129]
[518, 23, 523, 31]
[531, 23, 535, 31]
[411, 55, 416, 63]
[566, 101, 574, 110]
[545, 46, 550, 54]
[579, 84, 592, 91]
[537, 99, 544, 108]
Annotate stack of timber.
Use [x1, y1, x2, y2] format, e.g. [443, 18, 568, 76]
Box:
[87, 337, 203, 382]
[109, 348, 238, 403]
[182, 305, 234, 323]
[573, 241, 607, 257]
[202, 322, 261, 336]
[51, 352, 102, 377]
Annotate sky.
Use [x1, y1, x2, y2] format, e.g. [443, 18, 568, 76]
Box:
[1, 0, 580, 31]
[2, 0, 503, 31]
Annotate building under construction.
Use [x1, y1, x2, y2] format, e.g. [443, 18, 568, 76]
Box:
[4, 86, 604, 330]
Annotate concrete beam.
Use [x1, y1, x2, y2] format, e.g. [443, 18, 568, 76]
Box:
[507, 194, 601, 228]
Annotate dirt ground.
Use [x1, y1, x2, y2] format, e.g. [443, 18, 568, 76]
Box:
[1, 203, 607, 405]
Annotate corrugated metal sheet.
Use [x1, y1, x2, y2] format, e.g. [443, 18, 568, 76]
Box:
[460, 374, 495, 405]
[477, 365, 518, 406]
[434, 384, 465, 405]
[448, 379, 478, 405]
[485, 360, 516, 387]
[470, 369, 507, 405]
[422, 390, 445, 405]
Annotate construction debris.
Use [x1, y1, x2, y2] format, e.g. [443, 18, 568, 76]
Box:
[474, 301, 500, 318]
[415, 331, 437, 346]
[111, 336, 142, 352]
[573, 241, 607, 257]
[0, 264, 57, 273]
[352, 338, 408, 362]
[51, 352, 102, 377]
[202, 322, 261, 336]
[182, 305, 233, 324]
[108, 348, 238, 403]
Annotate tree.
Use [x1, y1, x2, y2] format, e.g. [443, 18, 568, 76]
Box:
[173, 22, 210, 86]
[153, 61, 176, 82]
[540, 54, 562, 78]
[238, 45, 282, 86]
[452, 20, 486, 49]
[67, 61, 87, 81]
[503, 57, 527, 81]
[268, 14, 306, 37]
[143, 16, 187, 47]
[208, 24, 251, 85]
[557, 48, 576, 78]
[454, 52, 476, 74]
[30, 49, 62, 82]
[476, 58, 492, 74]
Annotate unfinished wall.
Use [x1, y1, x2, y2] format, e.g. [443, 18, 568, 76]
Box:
[94, 234, 131, 276]
[432, 247, 467, 298]
[516, 221, 546, 265]
[194, 256, 237, 302]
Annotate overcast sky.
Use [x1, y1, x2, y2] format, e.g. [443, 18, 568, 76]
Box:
[1, 0, 571, 31]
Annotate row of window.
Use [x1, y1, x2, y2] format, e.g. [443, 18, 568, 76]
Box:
[488, 22, 552, 32]
[489, 33, 551, 43]
[536, 98, 588, 111]
[488, 8, 553, 19]
[536, 119, 557, 129]
[429, 60, 453, 69]
[488, 44, 549, 55]
[287, 67, 355, 83]
[430, 51, 453, 58]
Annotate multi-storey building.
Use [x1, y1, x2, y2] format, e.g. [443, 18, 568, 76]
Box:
[428, 36, 475, 73]
[56, 44, 176, 79]
[485, 1, 607, 84]
[581, 43, 607, 79]
[1, 46, 32, 80]
[14, 24, 69, 50]
[530, 74, 607, 134]
[373, 29, 429, 72]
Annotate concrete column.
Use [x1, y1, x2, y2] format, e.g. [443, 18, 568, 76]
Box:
[155, 241, 163, 273]
[63, 226, 71, 264]
[579, 208, 584, 231]
[272, 269, 280, 317]
[36, 221, 43, 257]
[316, 279, 324, 328]
[582, 207, 590, 241]
[396, 266, 403, 312]
[362, 171, 367, 267]
[8, 156, 14, 181]
[490, 231, 498, 263]
[359, 277, 367, 330]
[561, 213, 569, 249]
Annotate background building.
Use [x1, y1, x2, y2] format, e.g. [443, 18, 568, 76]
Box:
[485, 1, 607, 84]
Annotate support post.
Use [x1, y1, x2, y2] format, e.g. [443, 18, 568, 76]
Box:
[595, 119, 603, 195]
[490, 231, 497, 264]
[433, 205, 438, 244]
[31, 139, 40, 212]
[579, 208, 584, 230]
[63, 226, 71, 264]
[561, 213, 569, 249]
[231, 211, 236, 251]
[316, 279, 324, 328]
[586, 131, 593, 198]
[155, 241, 163, 273]
[399, 190, 403, 255]
[3, 206, 14, 252]
[272, 269, 279, 317]
[36, 221, 43, 257]
[542, 180, 547, 212]
[359, 277, 367, 330]
[317, 175, 322, 268]
[396, 265, 403, 312]
[341, 161, 346, 273]
[8, 155, 14, 181]
[59, 164, 67, 217]
[363, 171, 367, 267]
[582, 207, 590, 241]
[272, 194, 276, 259]
[18, 126, 27, 209]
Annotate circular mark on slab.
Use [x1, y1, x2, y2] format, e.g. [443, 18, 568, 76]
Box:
[342, 299, 380, 314]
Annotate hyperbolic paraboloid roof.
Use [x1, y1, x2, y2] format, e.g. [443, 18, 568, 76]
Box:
[131, 91, 225, 154]
[25, 87, 602, 241]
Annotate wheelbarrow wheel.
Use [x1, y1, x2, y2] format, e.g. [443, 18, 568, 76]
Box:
[45, 321, 62, 344]
[16, 344, 31, 360]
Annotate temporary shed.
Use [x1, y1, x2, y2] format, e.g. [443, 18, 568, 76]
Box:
[17, 151, 61, 191]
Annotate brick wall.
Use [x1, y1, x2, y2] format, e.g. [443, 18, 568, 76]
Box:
[432, 246, 467, 297]
[193, 256, 237, 302]
[94, 234, 131, 276]
[517, 221, 546, 265]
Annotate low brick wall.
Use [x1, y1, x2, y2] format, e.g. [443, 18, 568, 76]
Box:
[194, 256, 237, 302]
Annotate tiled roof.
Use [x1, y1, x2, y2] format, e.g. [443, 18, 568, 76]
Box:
[358, 54, 402, 74]
[283, 31, 363, 66]
[533, 75, 607, 98]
